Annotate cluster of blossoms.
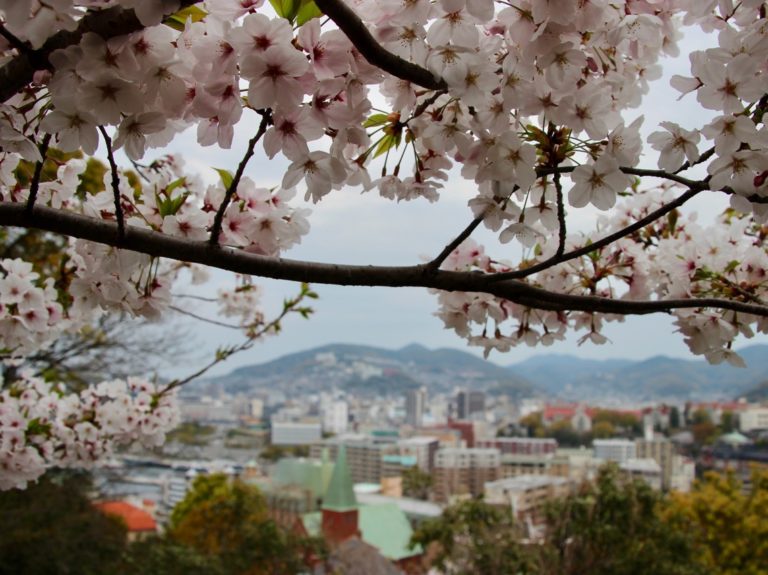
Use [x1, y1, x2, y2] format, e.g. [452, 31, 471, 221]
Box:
[436, 188, 768, 364]
[0, 371, 179, 489]
[0, 0, 767, 484]
[0, 259, 68, 356]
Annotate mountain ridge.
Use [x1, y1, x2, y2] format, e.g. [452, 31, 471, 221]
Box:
[200, 342, 768, 401]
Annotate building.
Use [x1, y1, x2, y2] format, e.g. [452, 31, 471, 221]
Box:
[543, 404, 595, 433]
[397, 436, 440, 471]
[310, 435, 396, 484]
[484, 475, 572, 535]
[94, 500, 157, 542]
[593, 439, 636, 464]
[433, 447, 501, 502]
[298, 446, 423, 572]
[323, 400, 349, 435]
[620, 458, 663, 490]
[636, 437, 674, 490]
[405, 387, 427, 427]
[477, 437, 558, 456]
[271, 421, 323, 445]
[456, 390, 486, 420]
[739, 406, 768, 432]
[499, 453, 570, 478]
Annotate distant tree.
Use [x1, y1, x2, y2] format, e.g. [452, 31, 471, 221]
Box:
[412, 466, 706, 575]
[669, 407, 681, 430]
[259, 444, 310, 462]
[719, 411, 736, 433]
[591, 420, 615, 439]
[410, 497, 534, 575]
[119, 537, 226, 575]
[0, 472, 127, 575]
[541, 465, 707, 575]
[592, 410, 642, 437]
[664, 470, 768, 575]
[548, 420, 585, 447]
[402, 466, 432, 500]
[168, 473, 322, 574]
[520, 412, 545, 438]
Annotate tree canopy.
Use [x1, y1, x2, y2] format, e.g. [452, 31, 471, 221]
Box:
[1, 1, 768, 487]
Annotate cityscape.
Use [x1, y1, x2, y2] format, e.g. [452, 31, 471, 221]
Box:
[84, 342, 768, 573]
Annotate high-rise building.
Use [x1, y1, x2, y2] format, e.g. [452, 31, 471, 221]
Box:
[456, 390, 486, 420]
[405, 387, 427, 427]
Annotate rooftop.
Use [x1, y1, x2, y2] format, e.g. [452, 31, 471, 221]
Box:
[94, 501, 156, 532]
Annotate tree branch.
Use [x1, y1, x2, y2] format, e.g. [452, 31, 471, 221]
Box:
[209, 112, 270, 246]
[0, 1, 199, 104]
[25, 133, 51, 213]
[0, 23, 31, 55]
[426, 213, 486, 272]
[553, 171, 566, 257]
[2, 202, 767, 319]
[314, 0, 448, 92]
[98, 126, 125, 240]
[489, 188, 702, 281]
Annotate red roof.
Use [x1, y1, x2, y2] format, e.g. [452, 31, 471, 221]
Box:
[95, 501, 157, 532]
[543, 404, 597, 420]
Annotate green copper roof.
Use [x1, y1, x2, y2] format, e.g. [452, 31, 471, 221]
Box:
[302, 503, 422, 561]
[322, 445, 357, 512]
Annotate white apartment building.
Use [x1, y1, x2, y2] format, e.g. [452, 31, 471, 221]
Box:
[322, 400, 349, 435]
[593, 439, 636, 463]
[271, 421, 322, 445]
[739, 406, 768, 432]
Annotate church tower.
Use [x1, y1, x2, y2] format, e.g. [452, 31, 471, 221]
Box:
[321, 445, 360, 544]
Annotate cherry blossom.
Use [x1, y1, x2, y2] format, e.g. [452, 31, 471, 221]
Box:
[0, 0, 767, 488]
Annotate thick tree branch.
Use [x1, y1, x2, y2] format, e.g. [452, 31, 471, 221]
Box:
[314, 0, 448, 92]
[0, 1, 199, 104]
[2, 202, 767, 319]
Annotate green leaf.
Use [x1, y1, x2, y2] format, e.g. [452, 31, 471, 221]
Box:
[372, 134, 397, 159]
[296, 0, 322, 25]
[214, 168, 234, 190]
[165, 177, 186, 195]
[269, 0, 299, 22]
[164, 5, 208, 31]
[363, 113, 390, 128]
[724, 260, 740, 274]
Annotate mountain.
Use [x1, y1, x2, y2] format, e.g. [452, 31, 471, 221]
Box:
[197, 342, 768, 401]
[507, 344, 768, 401]
[741, 380, 768, 402]
[204, 342, 533, 397]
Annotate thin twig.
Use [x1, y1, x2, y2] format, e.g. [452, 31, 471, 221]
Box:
[488, 188, 701, 281]
[25, 133, 51, 214]
[209, 112, 270, 246]
[426, 213, 487, 272]
[170, 305, 246, 329]
[161, 290, 308, 394]
[674, 146, 716, 174]
[98, 125, 125, 240]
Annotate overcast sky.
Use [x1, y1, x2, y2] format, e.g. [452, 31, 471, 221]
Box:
[154, 26, 768, 379]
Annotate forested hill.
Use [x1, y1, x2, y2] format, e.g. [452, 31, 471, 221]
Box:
[198, 343, 768, 401]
